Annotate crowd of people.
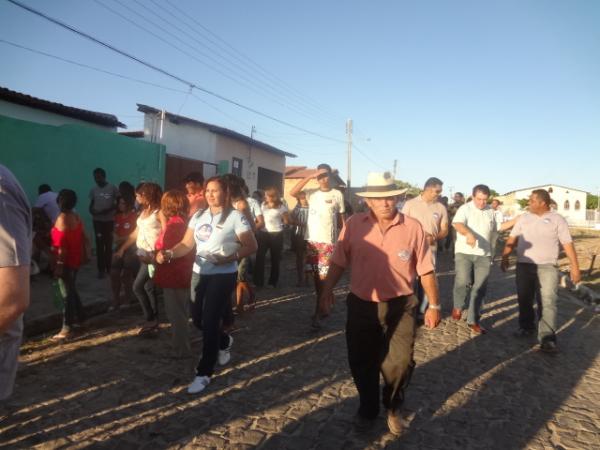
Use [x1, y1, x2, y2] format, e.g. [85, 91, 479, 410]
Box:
[0, 161, 582, 436]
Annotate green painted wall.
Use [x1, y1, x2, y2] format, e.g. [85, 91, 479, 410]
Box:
[0, 114, 165, 245]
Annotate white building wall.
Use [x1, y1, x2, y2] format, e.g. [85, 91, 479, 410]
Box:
[514, 185, 587, 225]
[215, 135, 286, 193]
[143, 114, 216, 162]
[0, 99, 116, 131]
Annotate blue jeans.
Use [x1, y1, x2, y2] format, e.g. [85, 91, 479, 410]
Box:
[452, 253, 491, 325]
[516, 263, 559, 343]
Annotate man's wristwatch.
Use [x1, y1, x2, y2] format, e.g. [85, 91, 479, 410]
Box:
[429, 304, 441, 310]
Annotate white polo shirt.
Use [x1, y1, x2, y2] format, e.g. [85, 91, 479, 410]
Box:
[452, 202, 498, 256]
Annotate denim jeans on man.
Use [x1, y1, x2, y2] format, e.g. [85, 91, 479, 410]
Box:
[516, 263, 559, 343]
[452, 253, 491, 325]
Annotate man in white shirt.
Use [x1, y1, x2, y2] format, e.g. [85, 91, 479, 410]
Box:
[290, 163, 345, 327]
[451, 184, 513, 334]
[33, 184, 60, 224]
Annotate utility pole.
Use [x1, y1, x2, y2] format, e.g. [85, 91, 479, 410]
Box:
[346, 119, 353, 200]
[393, 159, 397, 180]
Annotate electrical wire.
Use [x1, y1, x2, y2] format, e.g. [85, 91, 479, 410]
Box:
[162, 0, 347, 125]
[5, 0, 347, 144]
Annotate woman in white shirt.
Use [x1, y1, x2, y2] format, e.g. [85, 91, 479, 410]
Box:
[254, 187, 289, 288]
[156, 176, 257, 394]
[115, 182, 162, 334]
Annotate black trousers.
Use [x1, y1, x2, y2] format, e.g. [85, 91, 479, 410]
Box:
[254, 231, 284, 287]
[61, 267, 85, 331]
[346, 292, 417, 419]
[190, 272, 237, 377]
[93, 220, 114, 273]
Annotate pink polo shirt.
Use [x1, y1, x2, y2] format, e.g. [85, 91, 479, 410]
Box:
[331, 212, 434, 302]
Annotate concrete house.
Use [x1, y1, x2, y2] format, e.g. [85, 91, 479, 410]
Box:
[137, 104, 296, 192]
[499, 184, 588, 226]
[0, 86, 125, 131]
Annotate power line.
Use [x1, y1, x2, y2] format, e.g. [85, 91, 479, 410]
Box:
[0, 38, 187, 94]
[162, 0, 347, 125]
[97, 0, 337, 129]
[352, 143, 388, 171]
[143, 0, 341, 128]
[6, 0, 346, 144]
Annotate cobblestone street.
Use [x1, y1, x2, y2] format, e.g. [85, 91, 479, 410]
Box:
[1, 251, 599, 449]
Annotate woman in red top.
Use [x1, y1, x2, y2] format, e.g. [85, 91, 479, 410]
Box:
[51, 189, 88, 340]
[110, 195, 138, 311]
[154, 190, 194, 357]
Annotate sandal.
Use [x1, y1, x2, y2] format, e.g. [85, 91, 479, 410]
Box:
[51, 330, 72, 341]
[137, 323, 159, 335]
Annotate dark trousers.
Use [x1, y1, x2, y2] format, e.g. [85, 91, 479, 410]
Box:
[133, 263, 158, 322]
[346, 292, 417, 419]
[190, 272, 237, 377]
[516, 262, 559, 343]
[93, 220, 114, 273]
[61, 267, 85, 331]
[254, 231, 284, 287]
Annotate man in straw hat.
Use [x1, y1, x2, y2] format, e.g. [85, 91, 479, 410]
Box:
[318, 171, 441, 436]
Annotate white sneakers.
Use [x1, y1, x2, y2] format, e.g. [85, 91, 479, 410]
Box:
[187, 334, 233, 394]
[218, 335, 233, 366]
[187, 376, 210, 394]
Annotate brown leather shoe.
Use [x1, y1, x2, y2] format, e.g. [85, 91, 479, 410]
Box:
[451, 308, 463, 321]
[469, 324, 487, 335]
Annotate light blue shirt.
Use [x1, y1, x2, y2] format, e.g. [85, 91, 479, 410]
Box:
[188, 208, 251, 274]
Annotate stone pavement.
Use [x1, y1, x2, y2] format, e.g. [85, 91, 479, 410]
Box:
[1, 251, 599, 449]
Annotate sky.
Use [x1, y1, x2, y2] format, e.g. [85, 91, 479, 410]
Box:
[1, 0, 599, 197]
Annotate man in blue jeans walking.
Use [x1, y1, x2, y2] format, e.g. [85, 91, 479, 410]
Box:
[451, 184, 515, 334]
[501, 189, 581, 353]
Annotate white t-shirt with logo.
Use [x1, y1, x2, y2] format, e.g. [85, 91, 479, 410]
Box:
[306, 188, 345, 244]
[261, 204, 288, 232]
[188, 208, 251, 275]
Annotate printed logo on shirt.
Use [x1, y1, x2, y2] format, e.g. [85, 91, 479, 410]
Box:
[240, 215, 250, 227]
[397, 249, 411, 261]
[433, 212, 439, 219]
[124, 223, 131, 229]
[196, 224, 213, 242]
[543, 218, 551, 224]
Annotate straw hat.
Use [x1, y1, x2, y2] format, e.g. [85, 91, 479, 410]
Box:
[355, 172, 408, 198]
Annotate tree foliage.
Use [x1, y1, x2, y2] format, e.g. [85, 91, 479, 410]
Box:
[395, 180, 421, 196]
[517, 198, 529, 210]
[588, 194, 599, 210]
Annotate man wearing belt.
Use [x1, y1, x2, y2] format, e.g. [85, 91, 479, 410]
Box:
[318, 172, 441, 436]
[501, 189, 580, 353]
